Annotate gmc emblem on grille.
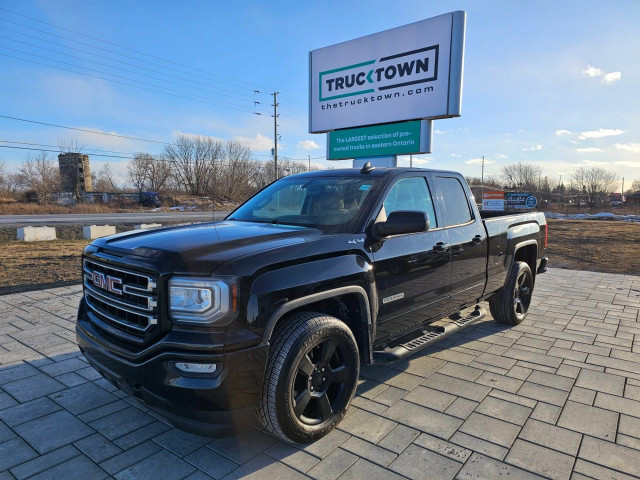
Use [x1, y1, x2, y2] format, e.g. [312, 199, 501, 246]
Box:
[92, 272, 123, 295]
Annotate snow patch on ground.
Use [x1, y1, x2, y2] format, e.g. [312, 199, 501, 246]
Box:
[545, 212, 640, 222]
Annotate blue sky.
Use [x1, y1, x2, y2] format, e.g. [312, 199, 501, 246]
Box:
[0, 0, 639, 185]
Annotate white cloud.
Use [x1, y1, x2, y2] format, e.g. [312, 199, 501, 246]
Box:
[601, 71, 622, 84]
[555, 129, 572, 136]
[521, 144, 542, 151]
[297, 140, 320, 151]
[465, 158, 495, 165]
[575, 147, 603, 153]
[584, 160, 608, 166]
[434, 129, 449, 135]
[233, 133, 273, 151]
[615, 142, 640, 153]
[578, 128, 625, 140]
[582, 65, 603, 77]
[450, 153, 461, 158]
[614, 160, 640, 168]
[495, 154, 507, 159]
[412, 157, 431, 165]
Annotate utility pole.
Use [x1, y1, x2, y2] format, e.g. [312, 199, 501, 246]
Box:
[308, 155, 311, 172]
[410, 154, 413, 168]
[480, 155, 485, 203]
[622, 177, 625, 200]
[272, 92, 279, 181]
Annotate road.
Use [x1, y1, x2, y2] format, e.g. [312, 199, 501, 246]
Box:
[0, 211, 231, 227]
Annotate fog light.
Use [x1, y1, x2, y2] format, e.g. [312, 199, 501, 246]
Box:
[174, 362, 217, 374]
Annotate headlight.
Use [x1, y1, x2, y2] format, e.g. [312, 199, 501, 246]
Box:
[168, 277, 237, 325]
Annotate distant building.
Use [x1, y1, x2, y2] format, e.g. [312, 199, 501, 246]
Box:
[58, 152, 92, 197]
[627, 191, 640, 205]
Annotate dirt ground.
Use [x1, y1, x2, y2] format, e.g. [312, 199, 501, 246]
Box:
[545, 219, 640, 274]
[0, 219, 638, 295]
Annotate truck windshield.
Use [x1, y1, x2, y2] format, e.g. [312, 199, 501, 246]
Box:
[228, 176, 379, 232]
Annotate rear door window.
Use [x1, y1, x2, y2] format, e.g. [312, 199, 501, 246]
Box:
[435, 176, 473, 226]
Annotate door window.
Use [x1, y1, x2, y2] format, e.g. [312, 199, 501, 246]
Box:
[435, 177, 473, 226]
[382, 177, 437, 227]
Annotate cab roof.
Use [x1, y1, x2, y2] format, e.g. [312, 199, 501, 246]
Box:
[288, 167, 461, 179]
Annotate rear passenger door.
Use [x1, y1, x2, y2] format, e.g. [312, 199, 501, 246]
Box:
[432, 174, 488, 308]
[371, 175, 451, 340]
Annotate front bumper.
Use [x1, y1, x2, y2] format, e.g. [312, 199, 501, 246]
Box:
[76, 319, 268, 437]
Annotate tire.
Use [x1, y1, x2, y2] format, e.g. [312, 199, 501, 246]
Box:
[257, 311, 360, 443]
[489, 261, 534, 325]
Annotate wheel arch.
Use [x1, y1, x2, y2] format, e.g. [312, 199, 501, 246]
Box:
[262, 286, 373, 364]
[512, 240, 538, 278]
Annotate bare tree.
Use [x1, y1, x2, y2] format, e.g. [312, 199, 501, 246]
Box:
[163, 135, 222, 196]
[94, 163, 119, 192]
[218, 141, 257, 201]
[127, 153, 152, 193]
[18, 152, 61, 203]
[147, 156, 172, 193]
[58, 138, 85, 154]
[626, 179, 640, 195]
[499, 162, 543, 192]
[572, 166, 619, 208]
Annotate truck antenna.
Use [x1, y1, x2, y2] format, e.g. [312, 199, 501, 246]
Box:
[360, 162, 375, 174]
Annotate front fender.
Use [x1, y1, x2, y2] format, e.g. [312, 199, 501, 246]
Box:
[246, 254, 375, 338]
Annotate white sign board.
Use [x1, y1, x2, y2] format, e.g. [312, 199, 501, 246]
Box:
[309, 11, 465, 133]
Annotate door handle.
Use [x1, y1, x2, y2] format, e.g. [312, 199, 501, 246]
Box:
[433, 242, 450, 253]
[472, 235, 483, 244]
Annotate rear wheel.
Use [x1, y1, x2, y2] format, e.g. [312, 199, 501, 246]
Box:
[257, 312, 359, 443]
[489, 261, 533, 325]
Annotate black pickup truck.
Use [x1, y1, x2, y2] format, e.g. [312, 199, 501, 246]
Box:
[76, 166, 548, 443]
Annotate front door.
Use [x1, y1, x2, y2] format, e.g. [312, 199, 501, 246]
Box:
[371, 175, 452, 341]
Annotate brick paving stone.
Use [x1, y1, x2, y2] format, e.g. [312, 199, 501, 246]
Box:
[444, 397, 478, 419]
[264, 440, 319, 472]
[114, 450, 196, 480]
[185, 446, 239, 478]
[567, 386, 596, 405]
[338, 458, 405, 480]
[506, 439, 575, 480]
[99, 440, 161, 475]
[14, 409, 93, 454]
[9, 445, 79, 480]
[475, 370, 524, 393]
[412, 432, 472, 463]
[594, 392, 640, 418]
[0, 437, 38, 471]
[307, 448, 358, 480]
[89, 406, 155, 440]
[517, 381, 570, 406]
[421, 372, 491, 402]
[402, 385, 457, 411]
[388, 444, 462, 480]
[337, 407, 396, 443]
[1, 373, 65, 402]
[527, 370, 574, 391]
[49, 382, 117, 415]
[339, 436, 397, 467]
[578, 435, 640, 477]
[376, 424, 419, 454]
[518, 418, 582, 456]
[151, 428, 211, 457]
[457, 452, 544, 479]
[474, 395, 532, 426]
[28, 454, 108, 480]
[459, 412, 520, 448]
[383, 400, 463, 438]
[208, 428, 276, 464]
[574, 369, 625, 396]
[0, 397, 61, 427]
[73, 433, 122, 463]
[558, 402, 619, 441]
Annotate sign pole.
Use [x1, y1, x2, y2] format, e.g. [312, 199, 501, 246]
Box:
[481, 155, 485, 204]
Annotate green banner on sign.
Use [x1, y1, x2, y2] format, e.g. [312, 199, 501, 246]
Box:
[327, 121, 422, 160]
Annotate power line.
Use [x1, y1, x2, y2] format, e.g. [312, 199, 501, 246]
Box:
[0, 52, 272, 115]
[0, 11, 309, 116]
[0, 15, 271, 95]
[0, 114, 171, 145]
[0, 45, 271, 114]
[0, 140, 140, 156]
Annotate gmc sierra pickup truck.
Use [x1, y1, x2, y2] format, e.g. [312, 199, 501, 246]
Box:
[76, 166, 548, 443]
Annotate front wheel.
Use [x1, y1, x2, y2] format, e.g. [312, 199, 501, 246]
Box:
[257, 312, 359, 443]
[489, 261, 534, 325]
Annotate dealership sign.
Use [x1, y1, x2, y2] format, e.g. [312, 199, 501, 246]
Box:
[506, 193, 538, 209]
[327, 120, 432, 160]
[482, 190, 505, 211]
[309, 11, 466, 133]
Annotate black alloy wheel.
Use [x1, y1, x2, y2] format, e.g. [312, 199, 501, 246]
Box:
[292, 337, 354, 425]
[513, 269, 533, 319]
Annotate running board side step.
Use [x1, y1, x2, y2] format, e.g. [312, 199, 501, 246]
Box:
[373, 305, 486, 364]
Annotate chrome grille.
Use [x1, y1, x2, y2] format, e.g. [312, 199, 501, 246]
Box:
[83, 258, 158, 336]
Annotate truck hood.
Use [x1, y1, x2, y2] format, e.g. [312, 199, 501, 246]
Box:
[94, 220, 323, 274]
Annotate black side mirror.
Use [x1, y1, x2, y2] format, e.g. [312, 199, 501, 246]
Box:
[374, 210, 429, 238]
